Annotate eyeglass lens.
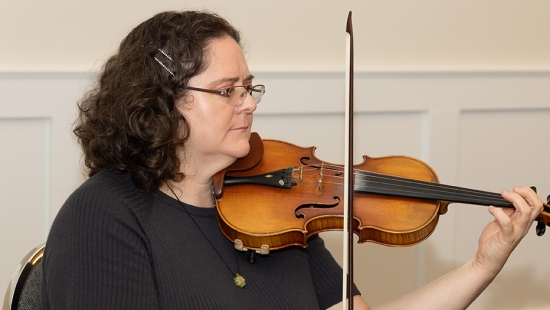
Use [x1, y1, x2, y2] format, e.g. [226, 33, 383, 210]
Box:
[230, 85, 265, 105]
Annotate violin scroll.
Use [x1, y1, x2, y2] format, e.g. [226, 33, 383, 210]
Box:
[535, 195, 550, 236]
[528, 187, 550, 236]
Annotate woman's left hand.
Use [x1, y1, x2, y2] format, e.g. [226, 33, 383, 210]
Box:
[474, 186, 544, 275]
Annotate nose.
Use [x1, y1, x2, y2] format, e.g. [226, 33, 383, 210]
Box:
[236, 90, 257, 113]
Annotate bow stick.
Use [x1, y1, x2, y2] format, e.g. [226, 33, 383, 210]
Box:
[342, 11, 355, 309]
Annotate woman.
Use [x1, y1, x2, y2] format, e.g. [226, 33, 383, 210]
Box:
[41, 10, 543, 310]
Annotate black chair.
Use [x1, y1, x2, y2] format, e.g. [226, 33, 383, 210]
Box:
[3, 244, 45, 310]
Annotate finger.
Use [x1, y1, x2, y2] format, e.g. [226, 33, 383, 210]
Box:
[510, 187, 544, 224]
[488, 206, 514, 238]
[513, 186, 544, 213]
[500, 190, 537, 237]
[500, 207, 515, 217]
[501, 190, 533, 220]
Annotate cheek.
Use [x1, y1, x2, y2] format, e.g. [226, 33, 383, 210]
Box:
[179, 102, 212, 128]
[190, 108, 234, 144]
[177, 97, 236, 137]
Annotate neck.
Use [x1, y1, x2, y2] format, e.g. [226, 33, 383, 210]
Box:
[162, 179, 215, 208]
[165, 149, 233, 208]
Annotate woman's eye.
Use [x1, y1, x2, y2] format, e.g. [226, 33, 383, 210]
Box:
[221, 88, 233, 97]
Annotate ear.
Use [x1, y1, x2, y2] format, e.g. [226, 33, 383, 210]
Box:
[175, 94, 196, 115]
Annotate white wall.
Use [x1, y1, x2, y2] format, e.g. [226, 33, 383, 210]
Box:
[1, 1, 549, 71]
[1, 1, 550, 309]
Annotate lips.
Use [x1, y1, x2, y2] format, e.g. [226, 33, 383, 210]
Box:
[230, 125, 249, 131]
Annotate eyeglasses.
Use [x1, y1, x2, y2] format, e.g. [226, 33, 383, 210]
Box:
[184, 84, 266, 106]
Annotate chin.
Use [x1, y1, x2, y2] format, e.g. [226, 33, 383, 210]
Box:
[232, 132, 252, 158]
[233, 142, 251, 159]
[221, 131, 252, 161]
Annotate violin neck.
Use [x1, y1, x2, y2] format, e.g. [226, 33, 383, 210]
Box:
[353, 171, 514, 208]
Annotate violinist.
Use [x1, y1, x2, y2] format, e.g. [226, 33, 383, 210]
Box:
[41, 10, 544, 310]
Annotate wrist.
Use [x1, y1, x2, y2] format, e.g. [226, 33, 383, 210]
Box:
[466, 254, 505, 284]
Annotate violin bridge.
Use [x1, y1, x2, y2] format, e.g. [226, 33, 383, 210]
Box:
[292, 165, 303, 182]
[317, 162, 324, 194]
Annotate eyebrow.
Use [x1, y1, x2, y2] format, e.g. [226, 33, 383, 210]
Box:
[212, 74, 255, 86]
[243, 74, 255, 82]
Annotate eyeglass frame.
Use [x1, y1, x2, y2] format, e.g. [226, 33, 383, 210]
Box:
[183, 84, 266, 106]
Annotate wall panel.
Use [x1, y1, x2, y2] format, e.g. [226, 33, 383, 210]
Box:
[0, 118, 49, 299]
[1, 71, 548, 309]
[457, 109, 550, 309]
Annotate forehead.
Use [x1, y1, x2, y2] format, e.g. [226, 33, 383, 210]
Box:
[198, 36, 249, 84]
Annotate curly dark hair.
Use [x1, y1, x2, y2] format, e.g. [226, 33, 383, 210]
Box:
[74, 11, 241, 193]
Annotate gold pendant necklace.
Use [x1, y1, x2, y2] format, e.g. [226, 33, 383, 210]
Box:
[165, 182, 246, 288]
[234, 274, 246, 288]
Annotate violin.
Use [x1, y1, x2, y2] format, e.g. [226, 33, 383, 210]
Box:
[213, 132, 550, 254]
[213, 12, 547, 309]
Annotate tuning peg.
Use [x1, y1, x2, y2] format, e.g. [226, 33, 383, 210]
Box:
[546, 194, 549, 204]
[530, 186, 537, 193]
[536, 217, 546, 236]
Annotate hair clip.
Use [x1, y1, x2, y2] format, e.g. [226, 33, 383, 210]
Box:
[153, 47, 175, 76]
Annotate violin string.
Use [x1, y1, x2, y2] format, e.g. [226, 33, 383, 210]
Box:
[294, 165, 509, 206]
[298, 175, 506, 205]
[299, 164, 503, 198]
[357, 174, 509, 206]
[302, 163, 511, 206]
[298, 175, 509, 207]
[358, 171, 502, 197]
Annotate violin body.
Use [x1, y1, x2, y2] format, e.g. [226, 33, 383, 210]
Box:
[215, 135, 451, 251]
[213, 133, 550, 253]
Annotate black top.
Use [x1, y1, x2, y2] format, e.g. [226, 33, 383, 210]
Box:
[41, 169, 357, 309]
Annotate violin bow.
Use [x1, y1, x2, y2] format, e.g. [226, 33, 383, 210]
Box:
[342, 11, 355, 309]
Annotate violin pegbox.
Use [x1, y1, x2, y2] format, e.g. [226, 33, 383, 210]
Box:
[535, 193, 550, 237]
[529, 187, 549, 236]
[536, 217, 546, 236]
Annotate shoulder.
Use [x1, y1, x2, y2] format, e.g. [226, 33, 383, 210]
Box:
[42, 169, 160, 308]
[62, 169, 148, 215]
[49, 169, 153, 242]
[44, 169, 155, 266]
[72, 169, 140, 203]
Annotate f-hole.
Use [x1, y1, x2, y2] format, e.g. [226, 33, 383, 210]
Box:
[295, 196, 341, 218]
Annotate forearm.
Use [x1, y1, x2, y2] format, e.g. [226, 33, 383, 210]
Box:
[366, 187, 542, 310]
[373, 257, 499, 310]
